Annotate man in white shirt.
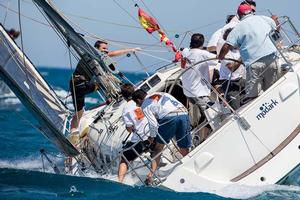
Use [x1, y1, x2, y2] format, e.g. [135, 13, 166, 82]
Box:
[217, 28, 245, 109]
[219, 4, 279, 103]
[181, 33, 218, 140]
[182, 33, 218, 103]
[132, 89, 192, 184]
[207, 15, 236, 54]
[118, 84, 150, 182]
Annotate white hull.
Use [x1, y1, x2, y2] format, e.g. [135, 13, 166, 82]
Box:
[70, 57, 300, 191]
[1, 2, 300, 192]
[162, 64, 300, 191]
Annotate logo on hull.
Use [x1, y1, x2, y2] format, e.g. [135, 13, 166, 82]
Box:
[256, 99, 279, 120]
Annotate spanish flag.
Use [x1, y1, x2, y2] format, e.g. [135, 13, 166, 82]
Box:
[138, 8, 160, 34]
[137, 7, 182, 62]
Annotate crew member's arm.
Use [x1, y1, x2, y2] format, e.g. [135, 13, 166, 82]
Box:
[142, 106, 159, 138]
[126, 126, 134, 133]
[218, 43, 232, 60]
[271, 15, 280, 27]
[122, 112, 135, 134]
[108, 47, 141, 57]
[226, 58, 242, 72]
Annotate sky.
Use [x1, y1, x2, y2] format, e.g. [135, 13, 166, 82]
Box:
[1, 0, 300, 72]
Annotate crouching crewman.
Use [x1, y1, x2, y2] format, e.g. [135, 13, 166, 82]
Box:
[118, 84, 150, 182]
[132, 89, 192, 184]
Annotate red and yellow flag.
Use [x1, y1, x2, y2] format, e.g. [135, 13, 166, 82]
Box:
[138, 8, 160, 34]
[137, 8, 182, 62]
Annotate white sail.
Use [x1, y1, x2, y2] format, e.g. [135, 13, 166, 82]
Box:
[0, 24, 79, 157]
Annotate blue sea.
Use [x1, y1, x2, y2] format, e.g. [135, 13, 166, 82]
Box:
[1, 67, 300, 200]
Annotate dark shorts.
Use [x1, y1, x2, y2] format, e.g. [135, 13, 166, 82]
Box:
[122, 141, 150, 161]
[157, 114, 192, 148]
[69, 76, 96, 111]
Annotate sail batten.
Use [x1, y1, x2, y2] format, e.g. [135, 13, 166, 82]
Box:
[0, 24, 79, 157]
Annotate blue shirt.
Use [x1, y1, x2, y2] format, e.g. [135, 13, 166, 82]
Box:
[227, 15, 277, 66]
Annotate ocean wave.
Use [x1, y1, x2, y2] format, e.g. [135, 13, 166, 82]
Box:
[0, 97, 21, 106]
[54, 87, 100, 108]
[1, 157, 300, 200]
[0, 155, 63, 173]
[215, 183, 300, 199]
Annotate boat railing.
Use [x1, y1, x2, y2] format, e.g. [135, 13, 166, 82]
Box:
[167, 16, 300, 141]
[91, 16, 300, 183]
[166, 56, 270, 146]
[269, 16, 300, 67]
[116, 122, 189, 185]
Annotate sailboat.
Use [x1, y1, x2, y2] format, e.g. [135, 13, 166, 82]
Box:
[1, 0, 300, 192]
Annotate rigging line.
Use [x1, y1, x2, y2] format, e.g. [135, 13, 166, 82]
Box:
[0, 3, 50, 27]
[0, 3, 166, 49]
[177, 31, 189, 49]
[50, 4, 98, 58]
[238, 126, 257, 165]
[59, 13, 171, 63]
[68, 46, 78, 118]
[2, 0, 10, 25]
[17, 0, 34, 100]
[0, 2, 147, 48]
[47, 1, 98, 56]
[136, 50, 173, 63]
[34, 5, 113, 103]
[47, 5, 119, 101]
[66, 12, 180, 33]
[113, 0, 160, 42]
[1, 37, 69, 117]
[113, 0, 139, 24]
[33, 1, 84, 110]
[65, 12, 142, 29]
[23, 0, 179, 33]
[138, 0, 189, 52]
[139, 0, 168, 37]
[133, 52, 150, 77]
[187, 19, 224, 33]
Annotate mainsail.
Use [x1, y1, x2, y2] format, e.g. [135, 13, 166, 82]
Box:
[33, 0, 123, 100]
[0, 24, 79, 156]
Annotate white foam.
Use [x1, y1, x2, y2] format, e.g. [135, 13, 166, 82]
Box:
[215, 183, 300, 199]
[0, 97, 20, 106]
[40, 71, 49, 76]
[0, 156, 63, 173]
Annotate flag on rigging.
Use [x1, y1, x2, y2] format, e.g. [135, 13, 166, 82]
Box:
[138, 8, 160, 33]
[137, 8, 182, 63]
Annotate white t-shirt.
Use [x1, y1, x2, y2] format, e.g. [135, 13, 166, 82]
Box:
[217, 40, 245, 80]
[221, 16, 240, 37]
[141, 92, 186, 137]
[216, 16, 240, 55]
[182, 48, 218, 97]
[122, 100, 149, 143]
[207, 28, 223, 48]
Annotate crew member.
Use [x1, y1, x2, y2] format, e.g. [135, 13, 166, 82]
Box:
[94, 40, 141, 57]
[132, 89, 192, 184]
[118, 84, 150, 183]
[219, 4, 279, 103]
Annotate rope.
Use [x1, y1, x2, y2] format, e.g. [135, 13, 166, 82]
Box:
[2, 0, 10, 25]
[68, 45, 80, 132]
[139, 0, 169, 38]
[17, 0, 34, 101]
[113, 0, 160, 43]
[113, 0, 140, 24]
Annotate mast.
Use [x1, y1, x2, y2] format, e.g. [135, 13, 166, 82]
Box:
[32, 0, 123, 100]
